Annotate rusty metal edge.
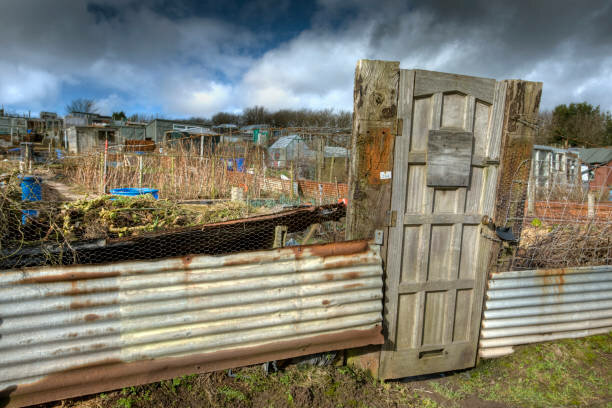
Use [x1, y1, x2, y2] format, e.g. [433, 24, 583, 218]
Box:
[3, 326, 383, 408]
[107, 203, 344, 243]
[8, 239, 371, 279]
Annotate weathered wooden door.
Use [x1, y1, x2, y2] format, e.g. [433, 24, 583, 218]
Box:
[379, 70, 506, 378]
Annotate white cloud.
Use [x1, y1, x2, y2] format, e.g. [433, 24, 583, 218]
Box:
[0, 63, 60, 107]
[161, 77, 236, 117]
[96, 93, 123, 115]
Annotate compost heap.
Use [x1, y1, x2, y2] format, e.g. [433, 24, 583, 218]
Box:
[1, 191, 252, 250]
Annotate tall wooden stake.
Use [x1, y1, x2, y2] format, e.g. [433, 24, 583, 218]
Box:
[346, 60, 400, 241]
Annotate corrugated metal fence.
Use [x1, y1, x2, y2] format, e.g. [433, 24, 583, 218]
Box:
[479, 265, 612, 358]
[0, 240, 384, 407]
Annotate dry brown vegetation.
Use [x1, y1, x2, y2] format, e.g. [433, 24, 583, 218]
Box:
[63, 143, 267, 200]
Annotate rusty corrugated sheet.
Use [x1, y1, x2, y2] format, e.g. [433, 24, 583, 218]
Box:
[0, 240, 383, 407]
[479, 265, 612, 358]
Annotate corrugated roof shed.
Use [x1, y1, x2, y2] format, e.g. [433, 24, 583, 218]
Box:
[242, 124, 270, 131]
[576, 148, 612, 165]
[269, 134, 303, 149]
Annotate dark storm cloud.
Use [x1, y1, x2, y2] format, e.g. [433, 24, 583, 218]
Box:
[326, 0, 612, 110]
[87, 3, 120, 23]
[0, 0, 610, 116]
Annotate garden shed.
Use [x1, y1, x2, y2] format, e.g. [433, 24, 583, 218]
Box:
[268, 134, 314, 168]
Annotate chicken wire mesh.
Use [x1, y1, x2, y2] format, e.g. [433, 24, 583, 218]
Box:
[500, 159, 611, 271]
[0, 135, 351, 271]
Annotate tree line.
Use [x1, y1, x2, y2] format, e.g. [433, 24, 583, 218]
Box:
[537, 102, 612, 147]
[65, 99, 351, 129]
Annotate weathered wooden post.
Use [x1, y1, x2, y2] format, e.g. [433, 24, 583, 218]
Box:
[587, 192, 595, 218]
[345, 60, 400, 376]
[346, 59, 399, 241]
[138, 154, 143, 190]
[491, 80, 543, 271]
[316, 136, 324, 182]
[328, 154, 335, 183]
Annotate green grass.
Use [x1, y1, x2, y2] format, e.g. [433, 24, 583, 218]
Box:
[434, 333, 612, 407]
[217, 385, 247, 403]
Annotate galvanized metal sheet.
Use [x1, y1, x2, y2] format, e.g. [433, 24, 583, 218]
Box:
[479, 265, 612, 358]
[0, 240, 384, 407]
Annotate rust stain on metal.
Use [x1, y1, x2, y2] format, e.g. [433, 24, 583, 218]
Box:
[84, 314, 100, 322]
[54, 286, 120, 297]
[5, 326, 383, 408]
[344, 283, 365, 289]
[342, 271, 361, 280]
[70, 299, 118, 310]
[537, 268, 567, 290]
[361, 127, 393, 185]
[322, 300, 330, 305]
[292, 240, 370, 259]
[181, 255, 193, 268]
[18, 271, 121, 284]
[222, 254, 277, 267]
[323, 258, 363, 270]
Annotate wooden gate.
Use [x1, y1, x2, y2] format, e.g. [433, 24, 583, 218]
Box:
[379, 70, 507, 379]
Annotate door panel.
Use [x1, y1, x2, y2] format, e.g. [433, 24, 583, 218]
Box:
[380, 69, 506, 379]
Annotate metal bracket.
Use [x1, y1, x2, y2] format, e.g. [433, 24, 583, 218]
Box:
[386, 210, 397, 227]
[374, 229, 384, 245]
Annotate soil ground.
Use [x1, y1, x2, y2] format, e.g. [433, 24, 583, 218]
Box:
[36, 333, 611, 408]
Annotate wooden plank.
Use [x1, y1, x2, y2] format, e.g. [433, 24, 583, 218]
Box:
[406, 152, 499, 167]
[382, 69, 415, 351]
[414, 70, 496, 104]
[346, 59, 399, 378]
[493, 80, 543, 242]
[381, 342, 475, 378]
[346, 60, 399, 241]
[426, 130, 474, 187]
[403, 213, 482, 225]
[399, 279, 475, 293]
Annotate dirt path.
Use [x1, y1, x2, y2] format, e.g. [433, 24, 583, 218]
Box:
[42, 177, 88, 202]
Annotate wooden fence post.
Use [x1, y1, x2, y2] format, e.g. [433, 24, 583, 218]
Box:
[587, 192, 595, 218]
[345, 59, 400, 241]
[316, 136, 324, 182]
[491, 80, 543, 271]
[345, 59, 399, 378]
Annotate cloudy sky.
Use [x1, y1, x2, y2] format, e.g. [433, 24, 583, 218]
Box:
[1, 0, 610, 118]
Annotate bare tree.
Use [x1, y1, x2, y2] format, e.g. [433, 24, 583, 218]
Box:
[65, 98, 98, 114]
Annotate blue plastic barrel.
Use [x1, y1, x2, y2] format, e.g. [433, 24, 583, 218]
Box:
[236, 158, 245, 172]
[110, 188, 159, 200]
[19, 175, 42, 225]
[20, 175, 42, 202]
[21, 209, 39, 225]
[55, 149, 65, 160]
[227, 158, 246, 172]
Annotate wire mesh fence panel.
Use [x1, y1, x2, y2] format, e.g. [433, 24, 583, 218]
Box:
[0, 131, 352, 271]
[500, 160, 611, 271]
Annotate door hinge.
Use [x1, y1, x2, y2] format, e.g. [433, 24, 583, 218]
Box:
[386, 210, 397, 227]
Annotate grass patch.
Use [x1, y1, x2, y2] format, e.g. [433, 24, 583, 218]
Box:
[218, 385, 247, 403]
[428, 333, 612, 407]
